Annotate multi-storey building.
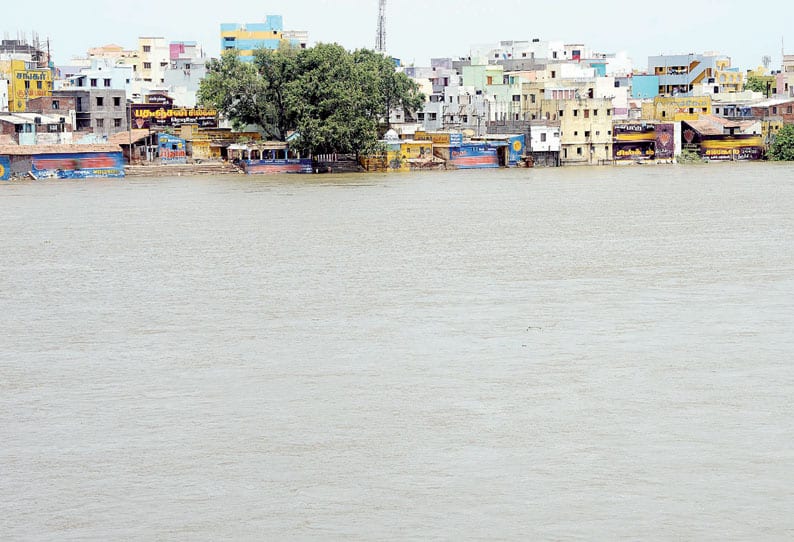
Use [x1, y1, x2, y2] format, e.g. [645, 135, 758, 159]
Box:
[0, 59, 53, 112]
[220, 15, 308, 63]
[649, 53, 743, 96]
[53, 89, 128, 137]
[779, 55, 794, 98]
[541, 97, 614, 165]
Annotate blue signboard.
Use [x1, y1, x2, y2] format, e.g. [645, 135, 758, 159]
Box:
[30, 152, 125, 179]
[0, 156, 10, 180]
[158, 133, 187, 164]
[507, 135, 525, 166]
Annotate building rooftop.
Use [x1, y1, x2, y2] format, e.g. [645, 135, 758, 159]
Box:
[0, 112, 68, 125]
[0, 143, 122, 155]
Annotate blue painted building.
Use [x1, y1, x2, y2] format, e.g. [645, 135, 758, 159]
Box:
[220, 16, 308, 63]
[632, 75, 660, 99]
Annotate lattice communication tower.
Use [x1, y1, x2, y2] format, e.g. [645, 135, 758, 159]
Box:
[375, 0, 387, 53]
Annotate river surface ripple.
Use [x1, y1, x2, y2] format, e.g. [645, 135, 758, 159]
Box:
[1, 164, 793, 540]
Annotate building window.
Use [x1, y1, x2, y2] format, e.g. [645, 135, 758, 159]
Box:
[160, 62, 168, 68]
[104, 79, 111, 87]
[52, 100, 59, 110]
[417, 113, 425, 121]
[573, 109, 579, 117]
[607, 109, 612, 116]
[96, 97, 104, 107]
[96, 119, 104, 128]
[551, 71, 556, 78]
[540, 133, 547, 142]
[143, 62, 152, 69]
[530, 94, 536, 104]
[143, 45, 151, 53]
[716, 108, 721, 114]
[773, 107, 778, 114]
[114, 97, 121, 107]
[585, 131, 591, 137]
[788, 106, 793, 114]
[91, 78, 98, 87]
[584, 109, 590, 118]
[512, 95, 521, 102]
[574, 131, 578, 136]
[559, 110, 564, 117]
[594, 109, 598, 116]
[36, 81, 42, 89]
[577, 147, 583, 155]
[185, 63, 191, 70]
[114, 118, 122, 128]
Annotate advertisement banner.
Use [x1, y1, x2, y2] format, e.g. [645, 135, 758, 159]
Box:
[30, 152, 125, 179]
[0, 156, 10, 180]
[131, 104, 218, 129]
[655, 123, 675, 159]
[158, 133, 187, 164]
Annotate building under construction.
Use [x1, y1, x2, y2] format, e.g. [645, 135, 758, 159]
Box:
[0, 33, 49, 68]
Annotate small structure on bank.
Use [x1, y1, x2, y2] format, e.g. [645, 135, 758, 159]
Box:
[227, 141, 313, 174]
[0, 144, 125, 180]
[681, 115, 764, 161]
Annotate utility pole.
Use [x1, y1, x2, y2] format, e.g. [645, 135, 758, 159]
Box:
[375, 0, 387, 53]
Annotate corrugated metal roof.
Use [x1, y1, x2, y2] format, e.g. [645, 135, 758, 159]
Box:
[108, 129, 151, 145]
[0, 143, 122, 155]
[751, 97, 794, 108]
[0, 112, 68, 125]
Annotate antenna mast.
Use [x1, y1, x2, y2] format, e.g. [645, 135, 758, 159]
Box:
[375, 0, 387, 53]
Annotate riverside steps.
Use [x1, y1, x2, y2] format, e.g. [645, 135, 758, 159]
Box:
[124, 161, 243, 177]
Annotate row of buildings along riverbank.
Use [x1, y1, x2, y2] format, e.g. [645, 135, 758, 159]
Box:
[2, 20, 794, 179]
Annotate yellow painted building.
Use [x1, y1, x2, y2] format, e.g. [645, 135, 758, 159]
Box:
[644, 96, 712, 122]
[542, 98, 614, 165]
[0, 60, 53, 112]
[360, 150, 409, 172]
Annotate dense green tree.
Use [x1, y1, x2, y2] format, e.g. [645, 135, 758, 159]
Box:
[197, 51, 268, 133]
[745, 76, 769, 96]
[768, 124, 794, 161]
[251, 44, 300, 141]
[198, 44, 424, 156]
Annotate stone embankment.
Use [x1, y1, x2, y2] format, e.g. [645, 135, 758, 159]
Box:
[125, 161, 243, 177]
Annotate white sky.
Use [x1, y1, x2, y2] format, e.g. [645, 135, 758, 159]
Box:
[6, 0, 794, 72]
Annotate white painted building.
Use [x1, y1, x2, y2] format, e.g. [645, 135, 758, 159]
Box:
[470, 40, 567, 64]
[56, 58, 134, 95]
[0, 79, 8, 112]
[528, 123, 560, 153]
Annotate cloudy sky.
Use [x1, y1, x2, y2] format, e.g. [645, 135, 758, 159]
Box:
[7, 0, 793, 71]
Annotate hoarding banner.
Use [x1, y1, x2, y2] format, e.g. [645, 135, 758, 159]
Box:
[131, 104, 219, 128]
[655, 124, 675, 159]
[30, 152, 125, 179]
[0, 156, 10, 180]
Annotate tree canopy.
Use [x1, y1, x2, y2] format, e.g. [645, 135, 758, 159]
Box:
[198, 44, 424, 156]
[768, 124, 794, 161]
[744, 76, 769, 96]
